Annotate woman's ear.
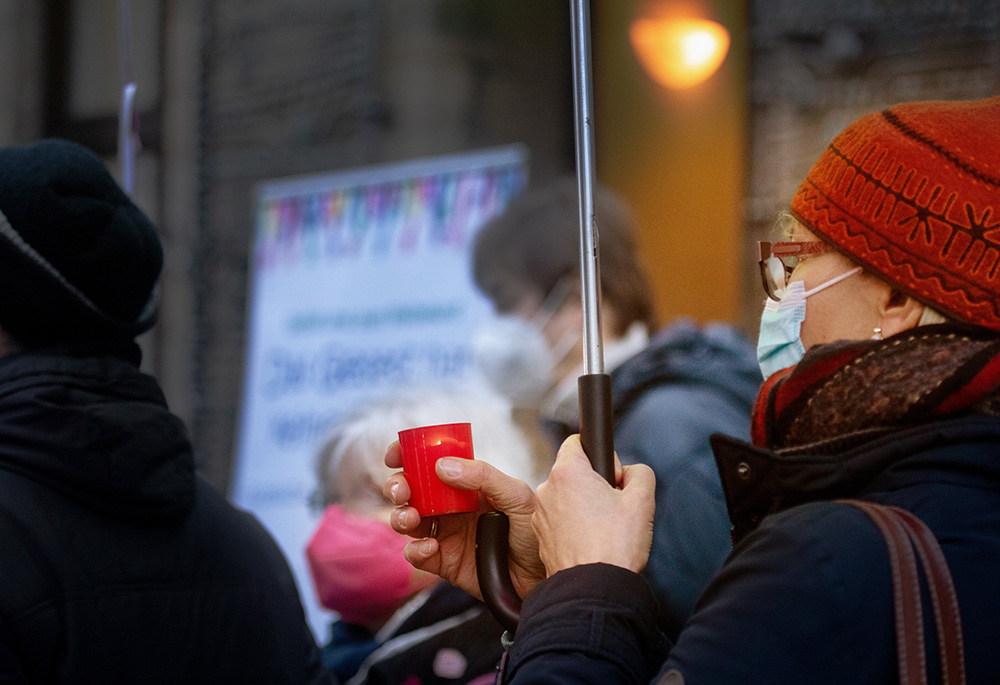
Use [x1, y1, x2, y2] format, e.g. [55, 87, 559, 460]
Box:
[878, 289, 926, 337]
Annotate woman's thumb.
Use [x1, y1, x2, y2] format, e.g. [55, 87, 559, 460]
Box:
[436, 458, 533, 515]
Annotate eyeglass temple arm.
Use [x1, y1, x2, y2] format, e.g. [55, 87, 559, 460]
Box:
[770, 241, 831, 256]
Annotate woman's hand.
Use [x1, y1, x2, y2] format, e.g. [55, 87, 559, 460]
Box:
[384, 441, 545, 601]
[533, 435, 656, 576]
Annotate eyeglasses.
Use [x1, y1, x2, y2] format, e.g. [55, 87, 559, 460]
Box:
[758, 241, 834, 301]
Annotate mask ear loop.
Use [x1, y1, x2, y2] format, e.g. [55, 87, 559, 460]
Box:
[530, 275, 576, 330]
[802, 266, 862, 298]
[531, 275, 580, 368]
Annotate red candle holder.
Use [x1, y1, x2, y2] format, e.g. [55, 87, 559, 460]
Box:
[397, 422, 479, 517]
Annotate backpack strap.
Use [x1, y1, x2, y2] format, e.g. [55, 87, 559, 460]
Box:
[840, 500, 966, 685]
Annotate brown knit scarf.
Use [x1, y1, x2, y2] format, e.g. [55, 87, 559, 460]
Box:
[752, 324, 1000, 451]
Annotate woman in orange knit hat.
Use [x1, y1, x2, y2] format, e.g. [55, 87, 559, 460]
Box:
[385, 96, 1000, 684]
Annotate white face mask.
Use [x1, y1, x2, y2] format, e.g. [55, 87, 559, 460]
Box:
[472, 314, 556, 406]
[756, 266, 862, 380]
[473, 280, 578, 407]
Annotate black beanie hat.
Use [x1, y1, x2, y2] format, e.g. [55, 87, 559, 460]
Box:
[0, 138, 162, 347]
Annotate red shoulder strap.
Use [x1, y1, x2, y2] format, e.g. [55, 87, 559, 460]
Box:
[840, 500, 966, 685]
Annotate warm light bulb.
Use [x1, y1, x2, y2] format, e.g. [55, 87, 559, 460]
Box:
[630, 17, 730, 89]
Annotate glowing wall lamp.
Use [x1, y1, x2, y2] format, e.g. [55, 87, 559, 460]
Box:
[629, 5, 730, 89]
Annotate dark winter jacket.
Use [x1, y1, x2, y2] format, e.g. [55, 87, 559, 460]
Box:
[610, 320, 759, 638]
[327, 582, 505, 685]
[503, 415, 1000, 684]
[0, 347, 331, 684]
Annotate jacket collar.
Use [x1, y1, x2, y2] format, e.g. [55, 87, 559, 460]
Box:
[712, 415, 1000, 543]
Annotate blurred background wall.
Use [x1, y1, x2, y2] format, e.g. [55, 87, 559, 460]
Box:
[742, 1, 1000, 331]
[595, 0, 749, 326]
[0, 0, 997, 491]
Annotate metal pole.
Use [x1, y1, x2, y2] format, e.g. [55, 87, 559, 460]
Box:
[476, 0, 616, 635]
[570, 0, 614, 486]
[570, 0, 604, 376]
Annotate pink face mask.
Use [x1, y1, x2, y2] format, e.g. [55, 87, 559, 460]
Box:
[306, 504, 436, 627]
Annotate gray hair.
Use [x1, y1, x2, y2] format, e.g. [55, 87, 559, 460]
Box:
[315, 386, 538, 511]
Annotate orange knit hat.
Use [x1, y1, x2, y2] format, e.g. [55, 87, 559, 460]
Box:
[790, 96, 1000, 331]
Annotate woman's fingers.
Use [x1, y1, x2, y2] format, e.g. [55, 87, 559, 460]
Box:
[384, 440, 403, 469]
[620, 462, 657, 532]
[403, 536, 439, 567]
[383, 470, 410, 506]
[621, 461, 656, 496]
[548, 434, 609, 485]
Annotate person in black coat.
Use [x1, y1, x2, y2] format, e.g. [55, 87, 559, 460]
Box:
[385, 96, 1000, 684]
[0, 139, 330, 684]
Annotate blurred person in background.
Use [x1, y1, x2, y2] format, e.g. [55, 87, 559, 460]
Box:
[390, 96, 1000, 684]
[306, 387, 538, 684]
[470, 177, 760, 638]
[0, 139, 329, 684]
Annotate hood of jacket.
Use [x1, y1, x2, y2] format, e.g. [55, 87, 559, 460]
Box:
[0, 347, 195, 523]
[610, 318, 761, 425]
[711, 415, 1000, 543]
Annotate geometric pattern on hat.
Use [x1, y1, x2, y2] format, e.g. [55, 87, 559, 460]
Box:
[791, 96, 1000, 331]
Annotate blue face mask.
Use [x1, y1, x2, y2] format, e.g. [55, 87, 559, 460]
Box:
[757, 267, 862, 380]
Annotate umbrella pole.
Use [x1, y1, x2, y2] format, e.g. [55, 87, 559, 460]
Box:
[570, 0, 615, 485]
[475, 0, 614, 637]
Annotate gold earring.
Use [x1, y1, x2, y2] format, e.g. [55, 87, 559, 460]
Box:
[872, 327, 883, 341]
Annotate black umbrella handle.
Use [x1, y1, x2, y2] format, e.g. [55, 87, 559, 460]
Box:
[475, 373, 615, 635]
[578, 373, 615, 485]
[475, 512, 522, 634]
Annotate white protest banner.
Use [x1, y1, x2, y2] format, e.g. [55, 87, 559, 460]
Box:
[231, 146, 528, 638]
